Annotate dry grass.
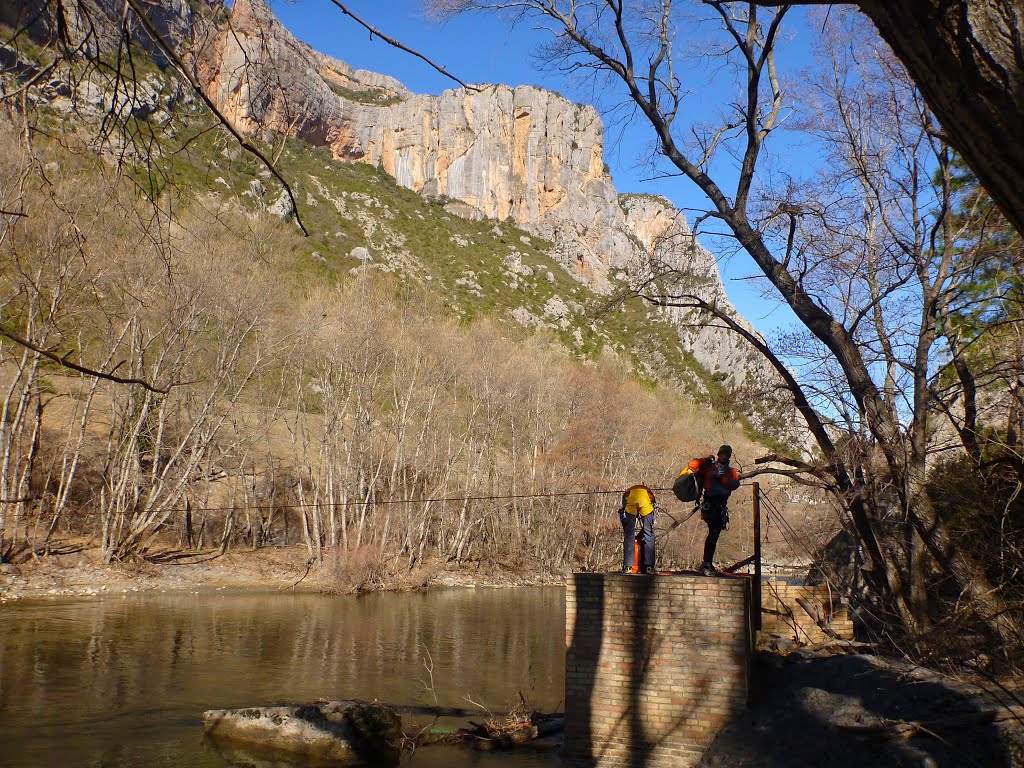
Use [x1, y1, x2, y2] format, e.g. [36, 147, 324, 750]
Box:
[0, 119, 771, 576]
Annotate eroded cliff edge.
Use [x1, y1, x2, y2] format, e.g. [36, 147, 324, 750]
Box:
[188, 0, 773, 390]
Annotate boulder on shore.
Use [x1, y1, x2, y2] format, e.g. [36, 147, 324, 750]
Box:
[202, 700, 402, 765]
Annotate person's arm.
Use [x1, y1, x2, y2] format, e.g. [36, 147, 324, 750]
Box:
[723, 467, 741, 492]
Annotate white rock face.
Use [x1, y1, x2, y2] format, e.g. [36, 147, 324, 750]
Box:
[190, 0, 779, 390]
[618, 194, 769, 384]
[196, 0, 636, 290]
[47, 0, 781, 404]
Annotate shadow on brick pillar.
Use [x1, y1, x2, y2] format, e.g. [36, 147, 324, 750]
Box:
[628, 573, 656, 768]
[565, 572, 604, 766]
[565, 574, 752, 768]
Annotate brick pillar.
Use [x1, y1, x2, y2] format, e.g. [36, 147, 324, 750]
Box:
[564, 573, 752, 768]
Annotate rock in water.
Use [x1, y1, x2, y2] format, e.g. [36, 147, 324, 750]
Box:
[203, 700, 402, 765]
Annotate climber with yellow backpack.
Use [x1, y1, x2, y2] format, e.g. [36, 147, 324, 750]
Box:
[617, 484, 658, 574]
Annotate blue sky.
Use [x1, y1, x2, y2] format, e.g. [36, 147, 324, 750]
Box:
[270, 0, 817, 336]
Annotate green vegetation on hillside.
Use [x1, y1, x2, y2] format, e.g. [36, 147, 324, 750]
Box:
[104, 106, 736, 406]
[323, 81, 404, 106]
[0, 117, 762, 575]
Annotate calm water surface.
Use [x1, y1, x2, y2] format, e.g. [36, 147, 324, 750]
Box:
[0, 587, 566, 768]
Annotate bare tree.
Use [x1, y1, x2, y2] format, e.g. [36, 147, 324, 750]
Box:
[432, 0, 1020, 650]
[747, 0, 1024, 242]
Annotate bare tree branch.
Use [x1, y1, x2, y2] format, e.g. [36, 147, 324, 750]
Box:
[328, 0, 481, 91]
[122, 0, 309, 236]
[0, 323, 171, 394]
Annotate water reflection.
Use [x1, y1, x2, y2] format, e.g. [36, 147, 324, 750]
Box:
[0, 587, 565, 768]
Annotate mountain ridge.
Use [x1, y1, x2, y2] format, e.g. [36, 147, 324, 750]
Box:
[193, 0, 778, 391]
[0, 0, 797, 445]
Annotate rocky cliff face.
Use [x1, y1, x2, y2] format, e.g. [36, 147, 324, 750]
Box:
[187, 0, 775, 391]
[619, 193, 770, 387]
[199, 0, 635, 288]
[11, 0, 778, 397]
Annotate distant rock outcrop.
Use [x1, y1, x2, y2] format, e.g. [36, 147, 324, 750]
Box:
[619, 193, 768, 386]
[200, 0, 632, 287]
[6, 0, 785, 400]
[185, 0, 776, 389]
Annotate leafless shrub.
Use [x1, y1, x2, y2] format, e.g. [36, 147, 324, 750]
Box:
[326, 543, 385, 592]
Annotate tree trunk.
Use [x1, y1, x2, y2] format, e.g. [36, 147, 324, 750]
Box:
[857, 1, 1024, 237]
[753, 1, 1024, 236]
[907, 485, 1021, 649]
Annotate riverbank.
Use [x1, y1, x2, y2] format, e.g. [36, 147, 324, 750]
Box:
[0, 543, 566, 602]
[702, 651, 1024, 768]
[4, 552, 1024, 767]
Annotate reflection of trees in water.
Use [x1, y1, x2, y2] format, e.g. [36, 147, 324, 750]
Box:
[0, 589, 565, 721]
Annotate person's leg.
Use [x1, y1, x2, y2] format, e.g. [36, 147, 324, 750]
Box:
[640, 513, 656, 571]
[620, 511, 637, 570]
[702, 523, 722, 566]
[701, 499, 725, 570]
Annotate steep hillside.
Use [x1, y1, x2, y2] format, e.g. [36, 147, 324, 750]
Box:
[0, 0, 798, 444]
[0, 0, 795, 443]
[193, 0, 779, 390]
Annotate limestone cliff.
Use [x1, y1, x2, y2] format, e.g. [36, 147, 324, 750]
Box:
[187, 0, 775, 389]
[5, 0, 783, 401]
[197, 0, 633, 289]
[619, 193, 769, 387]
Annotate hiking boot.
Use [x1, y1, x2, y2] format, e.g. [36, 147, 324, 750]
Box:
[643, 566, 657, 575]
[621, 567, 633, 574]
[699, 562, 718, 577]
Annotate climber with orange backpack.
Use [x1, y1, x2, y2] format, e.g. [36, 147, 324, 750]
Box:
[617, 484, 658, 574]
[678, 445, 741, 576]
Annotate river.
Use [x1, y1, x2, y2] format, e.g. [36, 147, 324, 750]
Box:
[0, 586, 566, 767]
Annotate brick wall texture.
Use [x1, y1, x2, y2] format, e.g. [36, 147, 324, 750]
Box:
[563, 573, 753, 768]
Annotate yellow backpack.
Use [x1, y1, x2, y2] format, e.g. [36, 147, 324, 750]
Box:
[622, 484, 656, 516]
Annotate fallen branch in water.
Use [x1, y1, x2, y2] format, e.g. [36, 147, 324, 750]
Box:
[413, 713, 565, 751]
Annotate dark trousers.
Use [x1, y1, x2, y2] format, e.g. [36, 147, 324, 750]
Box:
[701, 497, 729, 565]
[620, 511, 655, 569]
